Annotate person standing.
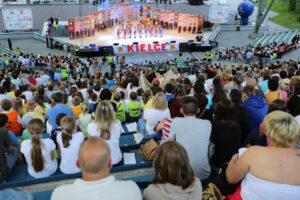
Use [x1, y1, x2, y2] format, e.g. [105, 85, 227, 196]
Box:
[236, 21, 241, 31]
[7, 38, 12, 50]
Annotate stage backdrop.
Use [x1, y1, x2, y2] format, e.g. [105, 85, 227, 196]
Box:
[2, 8, 33, 30]
[208, 4, 230, 24]
[113, 43, 179, 54]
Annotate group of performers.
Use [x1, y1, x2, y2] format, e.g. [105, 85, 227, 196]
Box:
[117, 18, 164, 39]
[117, 25, 164, 39]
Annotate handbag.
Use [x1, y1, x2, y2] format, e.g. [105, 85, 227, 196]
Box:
[202, 183, 224, 200]
[137, 138, 158, 160]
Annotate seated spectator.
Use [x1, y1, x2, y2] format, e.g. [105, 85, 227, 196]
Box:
[7, 84, 16, 100]
[211, 99, 241, 170]
[278, 78, 290, 101]
[229, 89, 250, 144]
[143, 141, 202, 200]
[169, 96, 211, 180]
[265, 78, 283, 105]
[0, 114, 20, 148]
[226, 111, 300, 199]
[0, 86, 12, 106]
[169, 85, 185, 118]
[288, 82, 300, 116]
[70, 96, 82, 117]
[78, 102, 92, 136]
[57, 116, 84, 174]
[1, 99, 22, 135]
[241, 86, 268, 131]
[126, 92, 141, 123]
[51, 137, 142, 200]
[13, 98, 26, 118]
[88, 93, 98, 114]
[98, 89, 117, 112]
[47, 92, 74, 131]
[22, 100, 45, 129]
[144, 92, 170, 136]
[164, 83, 174, 102]
[87, 101, 122, 165]
[0, 114, 18, 182]
[114, 92, 127, 124]
[51, 113, 66, 147]
[21, 119, 58, 178]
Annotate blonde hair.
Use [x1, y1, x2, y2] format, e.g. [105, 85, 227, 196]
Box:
[152, 92, 168, 110]
[60, 116, 76, 148]
[27, 100, 36, 111]
[279, 79, 290, 91]
[94, 100, 115, 140]
[81, 102, 89, 114]
[13, 98, 23, 116]
[263, 111, 300, 148]
[28, 119, 45, 172]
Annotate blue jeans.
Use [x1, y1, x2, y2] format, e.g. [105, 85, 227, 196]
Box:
[5, 147, 18, 170]
[137, 118, 146, 137]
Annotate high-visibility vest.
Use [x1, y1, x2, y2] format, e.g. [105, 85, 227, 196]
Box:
[272, 53, 276, 59]
[107, 56, 113, 63]
[61, 69, 68, 78]
[16, 48, 20, 55]
[209, 53, 214, 60]
[116, 103, 126, 122]
[127, 101, 141, 118]
[204, 52, 209, 59]
[237, 22, 240, 28]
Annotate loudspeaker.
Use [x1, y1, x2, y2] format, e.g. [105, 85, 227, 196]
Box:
[133, 42, 138, 45]
[188, 40, 194, 43]
[113, 43, 119, 46]
[153, 41, 159, 44]
[170, 41, 176, 43]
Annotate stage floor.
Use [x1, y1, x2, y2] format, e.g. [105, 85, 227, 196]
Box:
[54, 27, 211, 46]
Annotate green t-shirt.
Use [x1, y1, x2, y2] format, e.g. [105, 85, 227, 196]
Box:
[127, 101, 141, 118]
[176, 57, 185, 68]
[115, 103, 126, 123]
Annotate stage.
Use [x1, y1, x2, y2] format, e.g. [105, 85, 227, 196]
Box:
[54, 26, 211, 47]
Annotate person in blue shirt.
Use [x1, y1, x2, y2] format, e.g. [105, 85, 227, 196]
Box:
[47, 92, 74, 131]
[164, 83, 174, 102]
[106, 74, 116, 88]
[241, 85, 268, 131]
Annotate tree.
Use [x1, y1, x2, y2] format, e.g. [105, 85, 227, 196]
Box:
[290, 0, 296, 11]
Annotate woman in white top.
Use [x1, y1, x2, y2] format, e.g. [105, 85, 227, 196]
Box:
[57, 116, 84, 174]
[226, 111, 300, 200]
[144, 92, 171, 136]
[20, 119, 58, 178]
[87, 100, 122, 165]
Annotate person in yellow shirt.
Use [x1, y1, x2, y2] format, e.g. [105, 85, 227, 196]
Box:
[7, 84, 16, 100]
[265, 78, 283, 105]
[70, 96, 82, 117]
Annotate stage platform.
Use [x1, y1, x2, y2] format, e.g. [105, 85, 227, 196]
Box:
[54, 26, 211, 47]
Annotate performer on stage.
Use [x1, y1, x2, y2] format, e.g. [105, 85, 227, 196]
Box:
[160, 26, 163, 38]
[123, 29, 127, 39]
[138, 28, 142, 38]
[133, 28, 137, 38]
[144, 27, 148, 38]
[129, 28, 132, 39]
[149, 27, 153, 37]
[117, 28, 121, 39]
[154, 27, 158, 37]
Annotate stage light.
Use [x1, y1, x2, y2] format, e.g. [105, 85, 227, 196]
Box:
[170, 41, 176, 43]
[153, 41, 159, 44]
[133, 42, 138, 45]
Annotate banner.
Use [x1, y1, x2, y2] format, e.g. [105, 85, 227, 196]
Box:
[208, 4, 230, 24]
[2, 8, 33, 30]
[113, 43, 179, 54]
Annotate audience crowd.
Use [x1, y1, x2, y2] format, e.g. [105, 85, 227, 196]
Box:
[0, 50, 300, 200]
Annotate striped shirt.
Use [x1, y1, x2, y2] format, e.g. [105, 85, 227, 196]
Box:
[176, 57, 185, 68]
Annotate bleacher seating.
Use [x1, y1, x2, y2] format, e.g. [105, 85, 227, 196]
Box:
[252, 29, 299, 47]
[0, 48, 16, 56]
[0, 150, 152, 190]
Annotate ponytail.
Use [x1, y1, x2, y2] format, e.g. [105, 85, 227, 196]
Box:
[60, 116, 76, 148]
[30, 134, 44, 172]
[61, 128, 73, 148]
[28, 118, 45, 173]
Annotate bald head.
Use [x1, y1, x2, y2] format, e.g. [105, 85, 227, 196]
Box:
[246, 78, 257, 87]
[78, 137, 111, 174]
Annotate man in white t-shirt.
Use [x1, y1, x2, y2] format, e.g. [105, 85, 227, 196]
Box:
[51, 137, 142, 200]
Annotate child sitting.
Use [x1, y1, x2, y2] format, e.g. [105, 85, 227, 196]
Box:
[78, 102, 92, 137]
[51, 113, 67, 148]
[22, 100, 45, 129]
[88, 93, 98, 114]
[70, 96, 82, 117]
[114, 92, 127, 124]
[1, 99, 22, 135]
[126, 92, 142, 123]
[20, 119, 58, 178]
[56, 116, 84, 174]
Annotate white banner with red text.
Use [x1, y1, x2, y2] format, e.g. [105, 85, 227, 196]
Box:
[113, 43, 179, 54]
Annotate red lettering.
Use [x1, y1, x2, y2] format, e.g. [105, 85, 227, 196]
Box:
[127, 45, 134, 52]
[135, 44, 139, 52]
[154, 43, 160, 51]
[161, 43, 167, 51]
[141, 44, 146, 52]
[148, 44, 153, 52]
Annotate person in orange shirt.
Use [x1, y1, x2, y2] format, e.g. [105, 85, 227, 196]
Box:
[70, 96, 82, 118]
[265, 78, 283, 106]
[1, 99, 22, 134]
